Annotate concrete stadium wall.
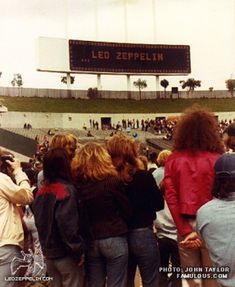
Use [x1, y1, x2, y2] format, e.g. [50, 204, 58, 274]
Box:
[0, 86, 232, 99]
[0, 111, 235, 129]
[0, 112, 174, 129]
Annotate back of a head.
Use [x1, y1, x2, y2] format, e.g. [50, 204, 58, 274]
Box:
[106, 134, 143, 182]
[149, 151, 158, 164]
[157, 149, 172, 167]
[50, 133, 77, 159]
[107, 134, 140, 166]
[149, 151, 157, 163]
[43, 148, 72, 183]
[173, 105, 224, 153]
[212, 153, 235, 198]
[71, 141, 117, 182]
[50, 133, 77, 148]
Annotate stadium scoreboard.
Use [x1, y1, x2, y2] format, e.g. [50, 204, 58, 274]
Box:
[69, 40, 191, 75]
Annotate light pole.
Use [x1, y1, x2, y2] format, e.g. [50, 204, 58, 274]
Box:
[152, 0, 160, 93]
[64, 0, 72, 96]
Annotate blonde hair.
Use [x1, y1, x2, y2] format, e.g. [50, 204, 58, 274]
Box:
[50, 133, 77, 159]
[157, 149, 172, 167]
[71, 142, 118, 182]
[106, 134, 144, 183]
[50, 133, 77, 149]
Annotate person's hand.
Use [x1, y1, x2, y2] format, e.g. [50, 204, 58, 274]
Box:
[180, 231, 202, 249]
[6, 158, 21, 171]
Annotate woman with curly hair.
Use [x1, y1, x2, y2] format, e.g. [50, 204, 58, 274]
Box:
[71, 142, 131, 287]
[164, 105, 224, 287]
[107, 134, 164, 287]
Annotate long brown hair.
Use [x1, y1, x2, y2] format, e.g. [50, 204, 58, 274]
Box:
[71, 142, 118, 182]
[43, 148, 72, 183]
[106, 134, 144, 183]
[173, 105, 224, 153]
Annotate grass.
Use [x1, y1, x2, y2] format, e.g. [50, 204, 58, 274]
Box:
[1, 96, 235, 113]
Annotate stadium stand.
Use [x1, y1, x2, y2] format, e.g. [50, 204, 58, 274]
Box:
[0, 127, 168, 158]
[0, 128, 37, 157]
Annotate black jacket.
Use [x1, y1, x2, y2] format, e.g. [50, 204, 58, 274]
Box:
[32, 178, 84, 259]
[126, 170, 164, 229]
[78, 176, 132, 240]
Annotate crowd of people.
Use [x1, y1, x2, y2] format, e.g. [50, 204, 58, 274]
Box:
[92, 116, 235, 142]
[1, 105, 235, 287]
[87, 117, 176, 135]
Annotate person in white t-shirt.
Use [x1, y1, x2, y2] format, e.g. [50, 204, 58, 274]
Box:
[153, 150, 182, 287]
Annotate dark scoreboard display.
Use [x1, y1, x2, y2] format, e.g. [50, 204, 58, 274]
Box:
[69, 39, 191, 75]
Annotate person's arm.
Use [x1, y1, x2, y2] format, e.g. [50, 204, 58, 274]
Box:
[190, 206, 211, 249]
[164, 161, 193, 237]
[147, 172, 164, 212]
[1, 159, 33, 205]
[55, 186, 84, 260]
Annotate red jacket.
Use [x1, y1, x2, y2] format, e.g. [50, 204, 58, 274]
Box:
[164, 150, 220, 237]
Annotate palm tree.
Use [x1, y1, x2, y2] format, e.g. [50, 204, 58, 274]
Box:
[180, 78, 201, 96]
[61, 74, 75, 85]
[11, 73, 23, 96]
[133, 79, 147, 100]
[225, 79, 235, 97]
[61, 73, 75, 98]
[160, 79, 169, 98]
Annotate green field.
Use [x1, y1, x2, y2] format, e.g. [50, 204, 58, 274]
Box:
[1, 96, 235, 113]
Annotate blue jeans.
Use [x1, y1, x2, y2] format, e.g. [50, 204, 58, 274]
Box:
[127, 227, 160, 287]
[158, 237, 182, 287]
[86, 236, 128, 287]
[46, 256, 85, 287]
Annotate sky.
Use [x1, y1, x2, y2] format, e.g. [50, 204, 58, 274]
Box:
[0, 0, 235, 91]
